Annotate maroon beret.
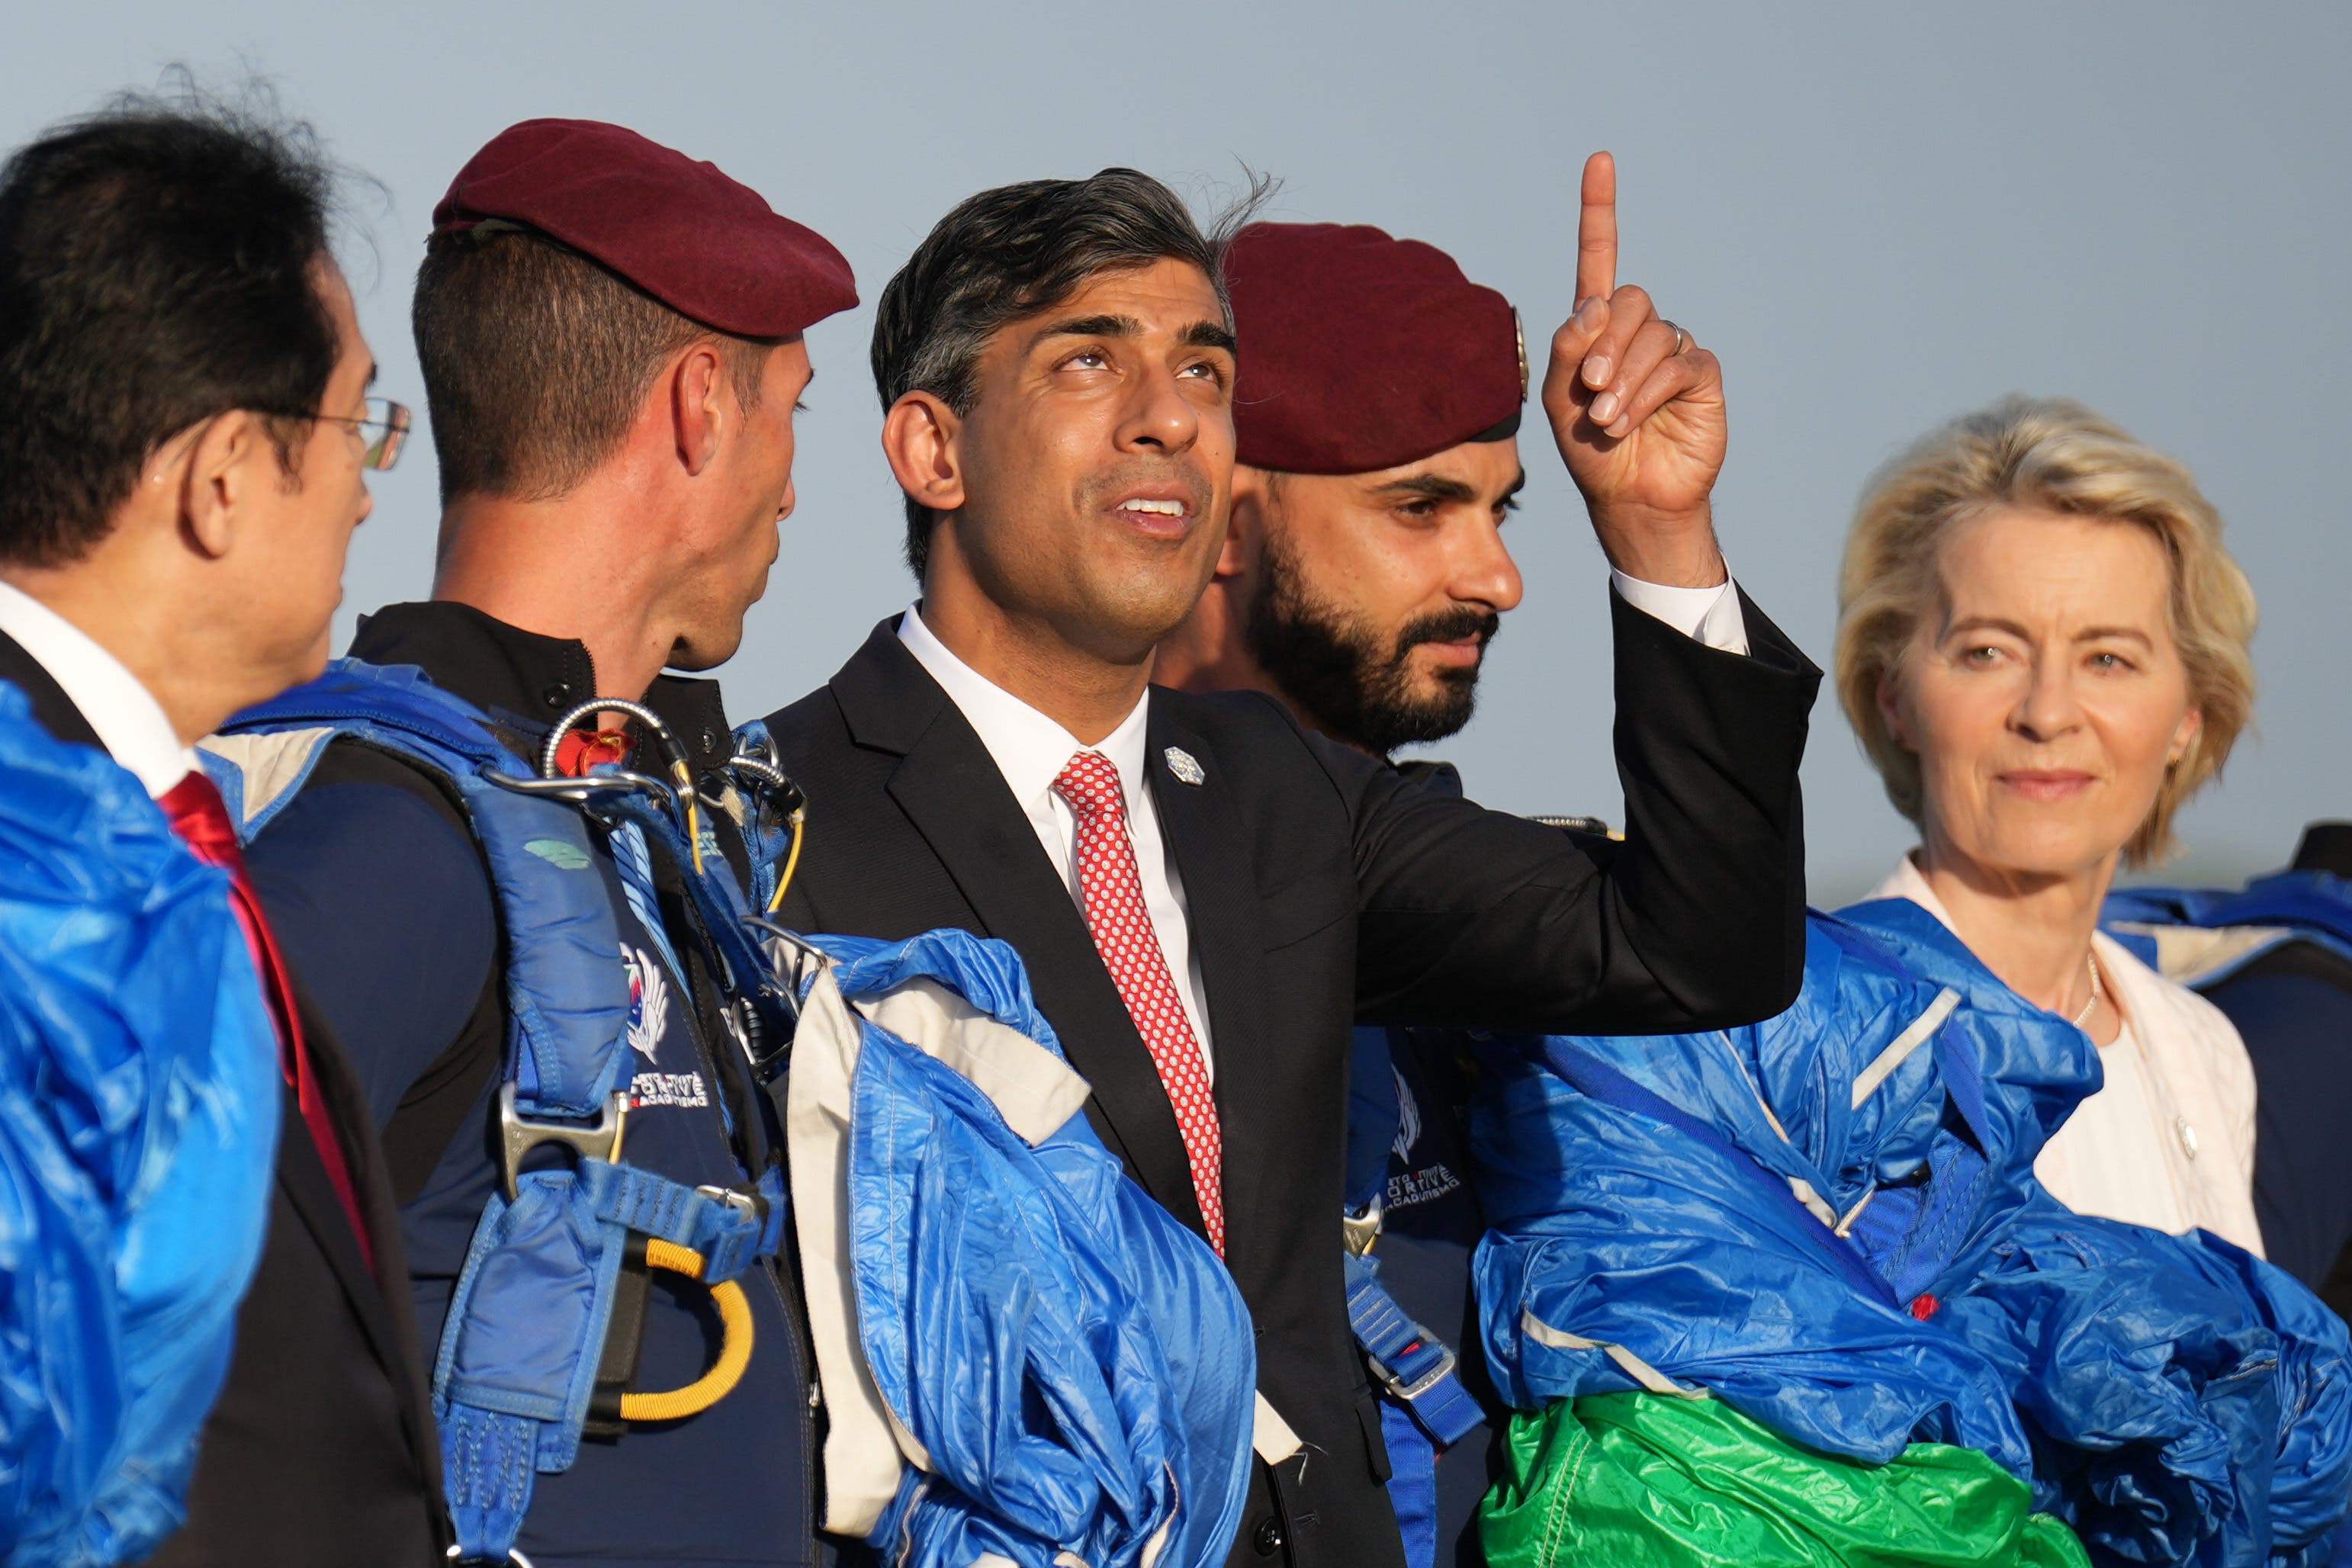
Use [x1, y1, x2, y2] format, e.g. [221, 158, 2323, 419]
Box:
[432, 118, 856, 338]
[1227, 222, 1524, 475]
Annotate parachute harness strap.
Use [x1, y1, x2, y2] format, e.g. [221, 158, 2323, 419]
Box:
[619, 1240, 755, 1422]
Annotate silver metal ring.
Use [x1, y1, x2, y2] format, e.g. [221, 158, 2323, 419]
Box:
[1664, 320, 1688, 356]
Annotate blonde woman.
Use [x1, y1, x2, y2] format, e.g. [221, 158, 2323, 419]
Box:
[1840, 394, 2262, 1248]
[1467, 397, 2349, 1566]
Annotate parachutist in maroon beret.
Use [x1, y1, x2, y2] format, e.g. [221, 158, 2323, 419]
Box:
[1159, 154, 1737, 760]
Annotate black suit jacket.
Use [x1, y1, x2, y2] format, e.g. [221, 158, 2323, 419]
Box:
[0, 631, 448, 1565]
[760, 590, 1819, 1568]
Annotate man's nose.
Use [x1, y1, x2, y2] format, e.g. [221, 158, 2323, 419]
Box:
[1115, 364, 1200, 455]
[1452, 517, 1525, 615]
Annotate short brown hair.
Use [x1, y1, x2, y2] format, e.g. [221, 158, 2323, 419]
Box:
[1836, 394, 2257, 868]
[413, 225, 773, 504]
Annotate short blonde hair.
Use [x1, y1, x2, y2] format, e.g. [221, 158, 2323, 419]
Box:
[1835, 395, 2257, 868]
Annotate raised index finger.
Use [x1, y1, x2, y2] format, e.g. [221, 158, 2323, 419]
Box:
[1576, 151, 1617, 307]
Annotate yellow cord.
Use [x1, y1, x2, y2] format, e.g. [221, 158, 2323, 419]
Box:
[618, 1239, 753, 1422]
[667, 759, 705, 876]
[765, 812, 806, 914]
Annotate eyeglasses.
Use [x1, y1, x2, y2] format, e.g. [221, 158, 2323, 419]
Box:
[315, 397, 413, 471]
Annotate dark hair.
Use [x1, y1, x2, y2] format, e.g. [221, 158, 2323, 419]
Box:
[871, 167, 1268, 577]
[413, 227, 774, 506]
[0, 83, 344, 567]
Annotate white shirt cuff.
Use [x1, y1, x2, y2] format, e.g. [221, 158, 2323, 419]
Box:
[1610, 568, 1750, 656]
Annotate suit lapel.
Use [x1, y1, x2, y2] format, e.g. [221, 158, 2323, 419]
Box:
[284, 990, 439, 1480]
[831, 625, 1207, 1235]
[1144, 705, 1280, 1268]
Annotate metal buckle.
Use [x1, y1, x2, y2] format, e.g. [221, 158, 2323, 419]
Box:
[498, 1083, 629, 1201]
[1343, 1196, 1383, 1257]
[1372, 1342, 1459, 1404]
[695, 1182, 765, 1223]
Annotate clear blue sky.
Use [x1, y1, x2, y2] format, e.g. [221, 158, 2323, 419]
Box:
[8, 1, 2345, 901]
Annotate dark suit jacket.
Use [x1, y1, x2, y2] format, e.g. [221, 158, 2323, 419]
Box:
[760, 590, 1820, 1568]
[0, 631, 448, 1566]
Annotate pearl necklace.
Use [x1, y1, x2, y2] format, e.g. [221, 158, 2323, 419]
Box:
[2071, 951, 2103, 1029]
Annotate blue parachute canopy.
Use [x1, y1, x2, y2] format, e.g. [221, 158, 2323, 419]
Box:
[1475, 898, 2352, 1567]
[0, 686, 281, 1567]
[805, 930, 1256, 1568]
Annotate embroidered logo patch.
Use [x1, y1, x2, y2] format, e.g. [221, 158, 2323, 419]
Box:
[620, 943, 708, 1110]
[622, 944, 670, 1061]
[523, 838, 593, 870]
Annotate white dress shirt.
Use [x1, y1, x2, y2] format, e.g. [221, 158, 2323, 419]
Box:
[0, 578, 193, 798]
[1869, 853, 2264, 1254]
[1609, 569, 1749, 656]
[898, 574, 1754, 1082]
[899, 604, 1219, 1075]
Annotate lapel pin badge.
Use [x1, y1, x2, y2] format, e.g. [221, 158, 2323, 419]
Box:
[1163, 746, 1206, 786]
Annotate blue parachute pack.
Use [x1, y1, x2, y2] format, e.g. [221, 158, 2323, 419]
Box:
[1473, 896, 2352, 1568]
[2105, 871, 2352, 988]
[201, 659, 1256, 1568]
[0, 684, 283, 1568]
[780, 928, 1256, 1568]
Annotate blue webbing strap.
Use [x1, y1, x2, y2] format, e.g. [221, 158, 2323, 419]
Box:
[1343, 1252, 1483, 1446]
[1378, 1399, 1441, 1568]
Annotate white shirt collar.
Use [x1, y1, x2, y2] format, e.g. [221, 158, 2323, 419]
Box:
[0, 577, 193, 797]
[897, 602, 1152, 815]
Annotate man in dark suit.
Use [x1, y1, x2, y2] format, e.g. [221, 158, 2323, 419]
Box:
[761, 164, 1817, 1568]
[0, 96, 445, 1563]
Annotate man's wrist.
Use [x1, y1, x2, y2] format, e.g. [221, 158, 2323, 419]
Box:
[1588, 500, 1724, 587]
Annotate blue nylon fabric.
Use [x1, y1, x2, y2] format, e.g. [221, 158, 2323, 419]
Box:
[0, 687, 281, 1568]
[813, 930, 1256, 1568]
[1475, 898, 2352, 1566]
[2105, 875, 2352, 985]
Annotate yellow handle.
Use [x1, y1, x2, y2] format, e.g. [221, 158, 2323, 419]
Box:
[618, 1239, 754, 1422]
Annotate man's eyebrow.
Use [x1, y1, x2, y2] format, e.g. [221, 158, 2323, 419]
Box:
[1502, 469, 1529, 504]
[365, 362, 379, 389]
[1181, 320, 1237, 353]
[1030, 313, 1142, 352]
[1372, 473, 1481, 503]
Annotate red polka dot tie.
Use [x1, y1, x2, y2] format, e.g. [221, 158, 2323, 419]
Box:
[1054, 750, 1225, 1254]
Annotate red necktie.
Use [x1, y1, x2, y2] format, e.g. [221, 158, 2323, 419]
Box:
[1053, 750, 1225, 1254]
[162, 771, 374, 1269]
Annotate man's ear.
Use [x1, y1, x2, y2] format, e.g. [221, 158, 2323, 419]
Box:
[177, 411, 267, 561]
[882, 391, 965, 516]
[673, 342, 729, 477]
[1219, 468, 1275, 580]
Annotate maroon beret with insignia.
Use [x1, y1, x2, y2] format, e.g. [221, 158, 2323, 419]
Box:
[432, 118, 856, 338]
[1227, 221, 1523, 475]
